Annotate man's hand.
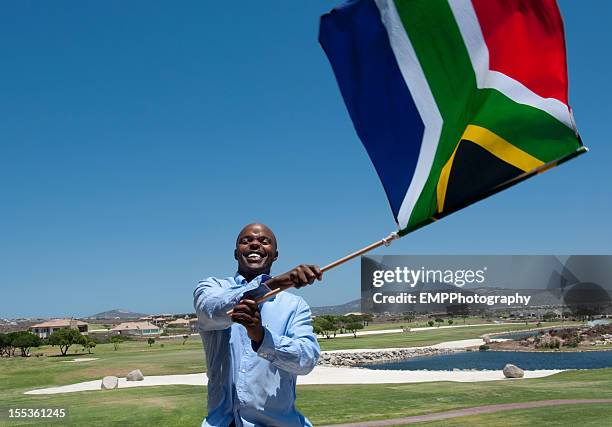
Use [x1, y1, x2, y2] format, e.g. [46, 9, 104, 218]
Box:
[230, 299, 264, 344]
[266, 264, 323, 291]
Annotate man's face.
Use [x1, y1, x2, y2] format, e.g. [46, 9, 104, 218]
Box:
[234, 224, 278, 279]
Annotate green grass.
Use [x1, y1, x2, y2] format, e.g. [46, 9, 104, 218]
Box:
[2, 337, 206, 392]
[413, 404, 612, 426]
[362, 317, 501, 331]
[0, 322, 604, 426]
[319, 323, 576, 351]
[0, 386, 204, 426]
[298, 369, 612, 425]
[1, 369, 612, 426]
[0, 337, 208, 426]
[86, 323, 113, 330]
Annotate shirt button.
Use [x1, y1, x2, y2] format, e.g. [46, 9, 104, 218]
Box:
[241, 369, 246, 373]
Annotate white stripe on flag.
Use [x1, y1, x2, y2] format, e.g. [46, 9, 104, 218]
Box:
[374, 0, 443, 230]
[449, 0, 575, 130]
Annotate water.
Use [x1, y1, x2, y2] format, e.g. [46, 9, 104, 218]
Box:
[363, 351, 612, 371]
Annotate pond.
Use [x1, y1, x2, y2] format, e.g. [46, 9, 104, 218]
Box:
[362, 350, 612, 371]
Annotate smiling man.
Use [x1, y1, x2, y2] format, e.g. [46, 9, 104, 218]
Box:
[194, 223, 322, 427]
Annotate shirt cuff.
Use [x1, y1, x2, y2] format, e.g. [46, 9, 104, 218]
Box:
[254, 326, 277, 360]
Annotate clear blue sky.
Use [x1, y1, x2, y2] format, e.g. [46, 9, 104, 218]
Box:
[1, 1, 610, 318]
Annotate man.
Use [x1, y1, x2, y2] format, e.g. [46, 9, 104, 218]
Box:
[194, 223, 322, 427]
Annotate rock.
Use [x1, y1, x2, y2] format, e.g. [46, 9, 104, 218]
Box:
[101, 376, 119, 390]
[126, 369, 144, 381]
[503, 364, 524, 378]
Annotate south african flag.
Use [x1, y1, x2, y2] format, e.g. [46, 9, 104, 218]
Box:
[320, 0, 586, 235]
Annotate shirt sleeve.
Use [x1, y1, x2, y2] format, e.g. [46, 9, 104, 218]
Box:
[193, 276, 269, 331]
[254, 297, 321, 375]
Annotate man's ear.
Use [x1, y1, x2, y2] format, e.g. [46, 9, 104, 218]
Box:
[234, 249, 238, 260]
[274, 250, 278, 262]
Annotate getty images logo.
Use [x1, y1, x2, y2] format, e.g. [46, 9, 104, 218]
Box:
[371, 266, 488, 288]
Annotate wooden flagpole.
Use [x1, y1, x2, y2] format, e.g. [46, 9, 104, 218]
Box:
[227, 231, 399, 315]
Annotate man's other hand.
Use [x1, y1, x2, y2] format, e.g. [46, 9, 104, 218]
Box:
[266, 264, 323, 291]
[230, 299, 264, 343]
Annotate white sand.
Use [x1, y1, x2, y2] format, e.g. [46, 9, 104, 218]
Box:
[61, 358, 99, 363]
[24, 365, 562, 395]
[22, 335, 544, 396]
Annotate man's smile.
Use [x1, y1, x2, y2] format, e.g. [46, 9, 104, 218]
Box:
[245, 251, 266, 263]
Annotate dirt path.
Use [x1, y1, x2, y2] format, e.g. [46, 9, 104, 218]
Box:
[318, 399, 612, 426]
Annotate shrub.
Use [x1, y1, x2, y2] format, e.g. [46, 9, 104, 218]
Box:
[344, 322, 364, 338]
[110, 335, 125, 351]
[479, 344, 490, 351]
[8, 331, 42, 357]
[48, 329, 84, 356]
[81, 336, 97, 354]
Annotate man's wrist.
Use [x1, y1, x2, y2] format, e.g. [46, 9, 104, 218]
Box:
[250, 325, 265, 351]
[250, 325, 265, 344]
[264, 277, 280, 291]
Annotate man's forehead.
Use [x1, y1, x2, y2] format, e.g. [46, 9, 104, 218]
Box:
[237, 224, 276, 240]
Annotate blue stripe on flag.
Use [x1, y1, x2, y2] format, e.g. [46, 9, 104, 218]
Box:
[319, 0, 425, 221]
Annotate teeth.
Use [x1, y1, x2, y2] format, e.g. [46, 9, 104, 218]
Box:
[247, 254, 262, 260]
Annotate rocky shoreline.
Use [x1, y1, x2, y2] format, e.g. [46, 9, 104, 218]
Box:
[317, 348, 464, 367]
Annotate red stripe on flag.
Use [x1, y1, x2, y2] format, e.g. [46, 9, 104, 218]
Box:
[472, 0, 569, 105]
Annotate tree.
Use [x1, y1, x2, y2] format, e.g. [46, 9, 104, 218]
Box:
[0, 333, 13, 357]
[8, 331, 42, 357]
[342, 315, 362, 334]
[110, 335, 124, 351]
[435, 318, 444, 327]
[147, 337, 155, 347]
[81, 336, 97, 354]
[313, 317, 335, 339]
[48, 328, 83, 356]
[344, 321, 364, 338]
[182, 334, 189, 345]
[319, 315, 339, 337]
[427, 320, 435, 327]
[543, 311, 557, 322]
[447, 319, 454, 326]
[403, 314, 416, 324]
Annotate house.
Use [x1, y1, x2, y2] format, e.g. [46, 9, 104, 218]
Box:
[166, 318, 190, 328]
[151, 317, 169, 327]
[30, 319, 89, 339]
[110, 321, 161, 337]
[167, 318, 199, 332]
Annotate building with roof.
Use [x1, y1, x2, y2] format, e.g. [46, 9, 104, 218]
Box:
[29, 319, 89, 338]
[167, 318, 198, 331]
[166, 318, 190, 327]
[110, 321, 161, 337]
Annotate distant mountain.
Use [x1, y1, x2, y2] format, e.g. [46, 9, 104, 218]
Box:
[86, 309, 149, 320]
[311, 299, 361, 316]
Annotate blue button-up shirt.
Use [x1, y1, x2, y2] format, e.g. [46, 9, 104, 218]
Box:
[193, 273, 320, 427]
